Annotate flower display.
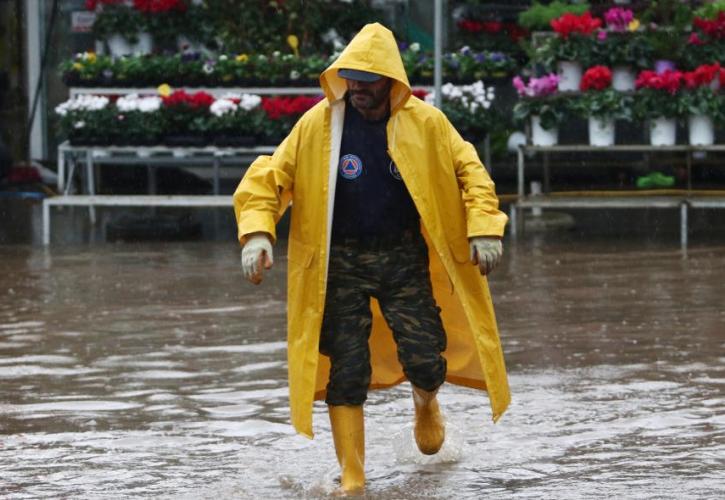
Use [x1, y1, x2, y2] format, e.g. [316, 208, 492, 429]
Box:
[550, 12, 602, 39]
[423, 81, 498, 141]
[604, 8, 634, 32]
[55, 92, 317, 146]
[683, 63, 722, 88]
[580, 66, 612, 91]
[512, 74, 559, 97]
[634, 70, 685, 120]
[512, 74, 565, 131]
[571, 66, 633, 122]
[635, 70, 683, 95]
[693, 13, 725, 39]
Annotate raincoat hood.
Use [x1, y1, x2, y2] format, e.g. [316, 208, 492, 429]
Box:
[320, 23, 411, 113]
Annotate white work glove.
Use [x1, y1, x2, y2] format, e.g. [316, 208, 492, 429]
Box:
[241, 234, 274, 285]
[469, 237, 503, 276]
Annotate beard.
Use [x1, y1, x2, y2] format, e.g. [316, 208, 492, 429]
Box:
[349, 80, 392, 111]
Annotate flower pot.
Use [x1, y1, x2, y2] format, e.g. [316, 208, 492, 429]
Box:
[531, 116, 558, 146]
[649, 117, 677, 146]
[133, 32, 153, 55]
[588, 117, 615, 146]
[612, 66, 636, 91]
[106, 34, 133, 57]
[557, 61, 582, 92]
[688, 115, 714, 146]
[654, 59, 676, 74]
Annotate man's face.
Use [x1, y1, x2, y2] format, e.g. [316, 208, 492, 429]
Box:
[346, 77, 392, 111]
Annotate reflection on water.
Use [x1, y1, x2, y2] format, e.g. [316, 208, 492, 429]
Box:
[0, 241, 723, 499]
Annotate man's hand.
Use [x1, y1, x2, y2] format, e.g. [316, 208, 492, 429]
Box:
[469, 237, 503, 276]
[241, 234, 274, 285]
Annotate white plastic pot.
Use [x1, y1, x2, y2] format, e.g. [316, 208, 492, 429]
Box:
[588, 117, 615, 146]
[531, 116, 558, 146]
[688, 115, 714, 146]
[650, 117, 677, 146]
[133, 32, 153, 55]
[557, 60, 583, 92]
[612, 66, 636, 91]
[106, 34, 133, 57]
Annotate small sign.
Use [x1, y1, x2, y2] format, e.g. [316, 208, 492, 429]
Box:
[71, 11, 96, 33]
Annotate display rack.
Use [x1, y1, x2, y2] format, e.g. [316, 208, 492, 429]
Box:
[510, 144, 725, 252]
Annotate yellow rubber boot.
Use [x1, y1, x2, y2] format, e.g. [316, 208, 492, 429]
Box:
[413, 386, 445, 455]
[328, 405, 365, 496]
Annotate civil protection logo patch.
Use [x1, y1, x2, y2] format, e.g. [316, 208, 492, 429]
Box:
[339, 154, 363, 180]
[389, 160, 402, 180]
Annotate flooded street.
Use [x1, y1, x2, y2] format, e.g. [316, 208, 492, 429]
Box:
[0, 239, 723, 499]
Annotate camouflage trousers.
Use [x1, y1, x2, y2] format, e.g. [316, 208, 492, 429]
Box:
[319, 230, 447, 406]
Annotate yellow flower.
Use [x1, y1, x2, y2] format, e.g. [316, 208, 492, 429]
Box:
[236, 54, 249, 62]
[86, 52, 97, 63]
[287, 34, 300, 57]
[628, 19, 640, 32]
[157, 83, 172, 97]
[72, 62, 83, 70]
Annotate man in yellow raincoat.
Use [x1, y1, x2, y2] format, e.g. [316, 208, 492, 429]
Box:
[233, 23, 510, 495]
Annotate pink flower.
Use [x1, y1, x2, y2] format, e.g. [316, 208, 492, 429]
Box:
[688, 33, 704, 45]
[513, 74, 559, 97]
[597, 30, 608, 41]
[604, 7, 634, 32]
[512, 76, 528, 96]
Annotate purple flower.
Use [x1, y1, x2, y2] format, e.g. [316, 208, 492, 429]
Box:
[597, 30, 607, 41]
[489, 52, 506, 62]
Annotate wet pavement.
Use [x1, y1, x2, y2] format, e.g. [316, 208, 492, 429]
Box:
[0, 238, 723, 499]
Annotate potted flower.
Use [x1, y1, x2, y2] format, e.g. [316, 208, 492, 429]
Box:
[86, 0, 147, 57]
[634, 69, 684, 145]
[423, 81, 498, 143]
[540, 11, 602, 91]
[595, 8, 650, 90]
[160, 89, 215, 146]
[512, 73, 563, 146]
[208, 93, 264, 147]
[517, 1, 589, 32]
[115, 93, 164, 146]
[681, 64, 724, 145]
[571, 66, 633, 146]
[260, 95, 321, 144]
[55, 94, 115, 145]
[684, 13, 725, 69]
[59, 52, 113, 86]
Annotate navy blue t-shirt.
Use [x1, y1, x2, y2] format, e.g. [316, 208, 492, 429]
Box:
[331, 98, 419, 239]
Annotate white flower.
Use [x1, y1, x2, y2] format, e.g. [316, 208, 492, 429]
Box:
[73, 121, 85, 129]
[221, 92, 242, 101]
[116, 93, 140, 112]
[290, 70, 300, 80]
[239, 94, 261, 111]
[55, 95, 110, 115]
[137, 96, 161, 113]
[210, 98, 238, 117]
[203, 62, 215, 74]
[410, 42, 420, 52]
[219, 54, 228, 61]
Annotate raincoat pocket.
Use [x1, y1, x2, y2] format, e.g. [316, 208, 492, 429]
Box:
[288, 237, 316, 269]
[448, 235, 471, 264]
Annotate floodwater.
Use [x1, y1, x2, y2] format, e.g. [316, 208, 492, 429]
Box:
[0, 239, 723, 499]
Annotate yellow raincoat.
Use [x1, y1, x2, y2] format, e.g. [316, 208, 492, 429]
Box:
[233, 23, 510, 439]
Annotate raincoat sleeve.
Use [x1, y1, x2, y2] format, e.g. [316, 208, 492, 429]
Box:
[447, 119, 508, 238]
[233, 125, 300, 245]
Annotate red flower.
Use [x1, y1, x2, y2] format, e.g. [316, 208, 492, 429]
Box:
[687, 33, 704, 45]
[481, 21, 503, 34]
[683, 64, 721, 88]
[411, 88, 429, 99]
[162, 90, 214, 108]
[693, 13, 725, 39]
[457, 19, 484, 33]
[550, 12, 602, 39]
[505, 23, 529, 43]
[635, 70, 683, 94]
[133, 0, 187, 13]
[261, 96, 322, 120]
[580, 65, 612, 91]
